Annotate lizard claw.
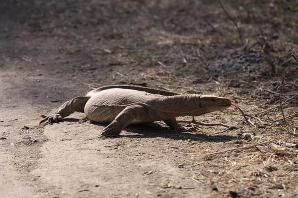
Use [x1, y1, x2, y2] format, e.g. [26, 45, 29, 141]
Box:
[100, 130, 120, 138]
[100, 124, 121, 138]
[39, 114, 63, 127]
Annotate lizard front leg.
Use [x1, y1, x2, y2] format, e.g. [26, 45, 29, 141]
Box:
[39, 96, 90, 127]
[101, 104, 149, 138]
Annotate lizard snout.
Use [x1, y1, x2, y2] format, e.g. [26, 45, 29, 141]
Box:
[200, 96, 232, 109]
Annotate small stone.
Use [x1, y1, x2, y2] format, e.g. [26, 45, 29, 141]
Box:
[241, 132, 254, 141]
[265, 165, 278, 172]
[228, 126, 238, 130]
[103, 49, 112, 53]
[272, 183, 285, 190]
[143, 170, 153, 175]
[22, 126, 30, 130]
[211, 184, 218, 191]
[178, 164, 184, 168]
[248, 186, 256, 191]
[229, 191, 240, 198]
[257, 124, 266, 128]
[50, 100, 60, 103]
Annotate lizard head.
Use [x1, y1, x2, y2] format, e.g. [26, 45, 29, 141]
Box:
[198, 95, 232, 113]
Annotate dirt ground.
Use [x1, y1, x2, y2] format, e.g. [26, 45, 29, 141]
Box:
[0, 0, 297, 197]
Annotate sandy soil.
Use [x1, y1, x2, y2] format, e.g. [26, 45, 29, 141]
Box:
[0, 1, 297, 198]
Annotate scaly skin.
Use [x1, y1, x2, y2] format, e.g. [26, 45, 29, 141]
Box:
[40, 85, 231, 138]
[87, 84, 179, 96]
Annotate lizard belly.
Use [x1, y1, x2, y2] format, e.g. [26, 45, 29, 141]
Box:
[84, 104, 124, 122]
[84, 88, 161, 123]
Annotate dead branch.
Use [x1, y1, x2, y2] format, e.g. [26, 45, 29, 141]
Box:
[279, 78, 287, 124]
[180, 119, 237, 129]
[194, 121, 238, 129]
[203, 19, 224, 36]
[244, 114, 264, 124]
[291, 53, 298, 64]
[218, 0, 243, 44]
[262, 40, 276, 74]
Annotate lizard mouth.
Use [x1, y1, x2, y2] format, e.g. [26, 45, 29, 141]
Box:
[199, 95, 232, 108]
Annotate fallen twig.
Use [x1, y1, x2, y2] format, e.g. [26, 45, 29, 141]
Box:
[291, 53, 298, 63]
[202, 141, 272, 160]
[279, 78, 287, 124]
[244, 114, 264, 124]
[157, 61, 168, 68]
[280, 56, 293, 67]
[194, 121, 238, 129]
[231, 103, 256, 127]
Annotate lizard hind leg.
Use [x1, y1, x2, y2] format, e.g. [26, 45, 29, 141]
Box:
[101, 104, 150, 138]
[39, 96, 90, 127]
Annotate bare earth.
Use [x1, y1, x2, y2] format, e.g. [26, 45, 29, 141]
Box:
[0, 1, 297, 198]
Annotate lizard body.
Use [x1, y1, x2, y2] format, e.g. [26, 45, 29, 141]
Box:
[40, 85, 231, 137]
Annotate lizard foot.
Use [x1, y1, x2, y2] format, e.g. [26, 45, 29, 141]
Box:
[39, 114, 63, 127]
[100, 124, 121, 138]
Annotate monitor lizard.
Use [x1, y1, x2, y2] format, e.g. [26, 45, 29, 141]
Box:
[40, 85, 231, 138]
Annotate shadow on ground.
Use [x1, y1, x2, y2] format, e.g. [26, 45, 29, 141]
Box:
[64, 120, 239, 142]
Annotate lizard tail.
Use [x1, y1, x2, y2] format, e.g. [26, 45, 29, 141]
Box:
[86, 84, 180, 97]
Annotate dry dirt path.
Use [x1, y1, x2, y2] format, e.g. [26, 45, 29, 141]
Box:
[1, 59, 229, 198]
[0, 70, 42, 198]
[0, 18, 237, 196]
